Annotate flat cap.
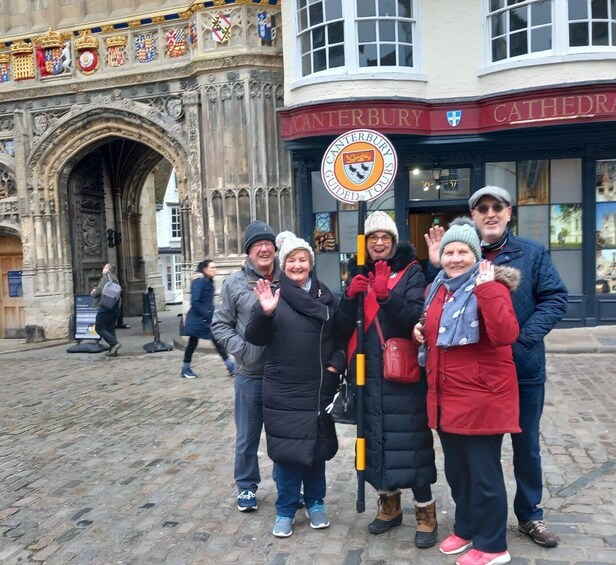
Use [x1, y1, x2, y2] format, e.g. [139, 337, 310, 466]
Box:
[468, 185, 513, 209]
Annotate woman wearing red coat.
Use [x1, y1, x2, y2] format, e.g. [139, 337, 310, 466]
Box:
[413, 218, 520, 565]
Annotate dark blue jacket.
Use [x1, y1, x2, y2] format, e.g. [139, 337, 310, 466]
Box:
[490, 233, 568, 385]
[182, 275, 214, 340]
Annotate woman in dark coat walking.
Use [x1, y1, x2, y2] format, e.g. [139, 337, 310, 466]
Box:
[245, 234, 345, 538]
[181, 260, 235, 378]
[334, 211, 437, 548]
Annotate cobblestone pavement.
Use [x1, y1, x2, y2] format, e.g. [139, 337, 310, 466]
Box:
[0, 345, 614, 564]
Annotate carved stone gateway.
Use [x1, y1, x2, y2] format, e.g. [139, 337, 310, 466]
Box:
[0, 1, 291, 339]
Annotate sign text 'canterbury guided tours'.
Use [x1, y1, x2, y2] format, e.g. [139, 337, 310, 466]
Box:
[321, 129, 398, 203]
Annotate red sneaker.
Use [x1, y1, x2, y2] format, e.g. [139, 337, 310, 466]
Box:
[439, 533, 473, 555]
[455, 548, 511, 565]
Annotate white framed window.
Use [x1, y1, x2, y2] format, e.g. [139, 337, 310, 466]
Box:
[170, 206, 181, 238]
[568, 0, 616, 47]
[485, 0, 616, 67]
[296, 0, 419, 79]
[488, 0, 553, 62]
[174, 259, 182, 290]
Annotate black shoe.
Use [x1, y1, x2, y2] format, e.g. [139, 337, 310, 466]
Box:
[415, 524, 438, 548]
[368, 512, 403, 534]
[105, 343, 122, 357]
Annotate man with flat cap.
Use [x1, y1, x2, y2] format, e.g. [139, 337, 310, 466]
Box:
[212, 220, 281, 513]
[425, 186, 567, 548]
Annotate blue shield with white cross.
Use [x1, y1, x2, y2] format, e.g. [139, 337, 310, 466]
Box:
[446, 110, 462, 127]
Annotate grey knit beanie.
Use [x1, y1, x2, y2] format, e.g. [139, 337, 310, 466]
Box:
[243, 220, 276, 253]
[439, 217, 482, 261]
[364, 211, 399, 246]
[279, 233, 315, 269]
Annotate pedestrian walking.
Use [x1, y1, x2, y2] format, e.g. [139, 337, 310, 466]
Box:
[334, 211, 438, 548]
[425, 186, 568, 548]
[211, 220, 281, 513]
[180, 260, 235, 379]
[415, 218, 521, 565]
[245, 233, 345, 538]
[91, 263, 122, 357]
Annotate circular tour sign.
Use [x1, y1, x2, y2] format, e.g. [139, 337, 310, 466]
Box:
[321, 129, 398, 203]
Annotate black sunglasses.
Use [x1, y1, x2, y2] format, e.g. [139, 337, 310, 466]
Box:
[474, 203, 507, 214]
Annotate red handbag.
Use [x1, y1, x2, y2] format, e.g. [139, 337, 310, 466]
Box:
[374, 316, 420, 384]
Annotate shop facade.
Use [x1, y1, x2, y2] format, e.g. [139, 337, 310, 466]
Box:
[279, 85, 616, 327]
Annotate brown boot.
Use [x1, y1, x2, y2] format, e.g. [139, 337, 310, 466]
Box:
[414, 500, 438, 548]
[368, 492, 403, 534]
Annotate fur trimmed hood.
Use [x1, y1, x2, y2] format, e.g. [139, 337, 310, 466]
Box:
[347, 241, 418, 278]
[494, 265, 521, 292]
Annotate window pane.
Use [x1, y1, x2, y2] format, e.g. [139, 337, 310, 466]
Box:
[492, 37, 507, 60]
[398, 0, 412, 18]
[568, 0, 587, 19]
[329, 44, 345, 67]
[510, 6, 528, 31]
[268, 190, 280, 234]
[510, 30, 528, 56]
[309, 2, 324, 26]
[313, 26, 325, 48]
[379, 20, 396, 41]
[491, 0, 504, 10]
[328, 21, 344, 43]
[325, 0, 342, 20]
[358, 20, 377, 42]
[592, 0, 609, 19]
[357, 0, 376, 17]
[491, 13, 506, 37]
[299, 8, 308, 30]
[302, 53, 311, 76]
[531, 26, 552, 51]
[380, 42, 396, 65]
[300, 32, 311, 54]
[570, 21, 589, 45]
[592, 21, 609, 43]
[612, 22, 616, 44]
[313, 48, 327, 72]
[531, 0, 551, 25]
[398, 20, 412, 42]
[379, 0, 396, 17]
[398, 43, 413, 66]
[359, 43, 378, 66]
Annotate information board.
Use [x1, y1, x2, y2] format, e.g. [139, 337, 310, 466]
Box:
[74, 295, 100, 340]
[8, 270, 23, 297]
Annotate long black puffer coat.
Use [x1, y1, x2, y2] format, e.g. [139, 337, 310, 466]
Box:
[334, 242, 437, 492]
[245, 272, 346, 467]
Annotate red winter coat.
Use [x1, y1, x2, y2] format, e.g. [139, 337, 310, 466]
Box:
[423, 276, 521, 435]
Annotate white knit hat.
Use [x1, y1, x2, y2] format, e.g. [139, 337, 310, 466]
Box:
[278, 233, 315, 269]
[275, 230, 295, 250]
[364, 211, 399, 246]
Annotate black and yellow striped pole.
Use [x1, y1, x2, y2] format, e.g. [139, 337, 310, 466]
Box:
[355, 200, 367, 513]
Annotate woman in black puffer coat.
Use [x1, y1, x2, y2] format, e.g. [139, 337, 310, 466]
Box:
[334, 211, 437, 548]
[245, 234, 345, 538]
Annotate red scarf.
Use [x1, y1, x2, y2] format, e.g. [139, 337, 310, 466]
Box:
[346, 261, 416, 362]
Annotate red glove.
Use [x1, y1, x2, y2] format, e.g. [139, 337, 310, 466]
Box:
[369, 260, 392, 300]
[346, 274, 369, 299]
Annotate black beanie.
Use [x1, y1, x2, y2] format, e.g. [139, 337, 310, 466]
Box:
[243, 220, 276, 253]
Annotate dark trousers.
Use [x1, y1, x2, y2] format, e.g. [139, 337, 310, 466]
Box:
[274, 460, 326, 518]
[234, 374, 263, 492]
[95, 308, 119, 348]
[439, 430, 508, 553]
[183, 335, 229, 363]
[512, 383, 545, 522]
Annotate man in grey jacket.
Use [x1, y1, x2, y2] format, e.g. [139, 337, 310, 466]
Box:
[211, 220, 280, 512]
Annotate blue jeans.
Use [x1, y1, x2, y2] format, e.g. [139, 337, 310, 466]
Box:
[274, 461, 326, 518]
[439, 431, 508, 553]
[234, 373, 263, 493]
[512, 383, 545, 522]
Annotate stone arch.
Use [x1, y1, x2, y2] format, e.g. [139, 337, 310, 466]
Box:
[20, 99, 200, 338]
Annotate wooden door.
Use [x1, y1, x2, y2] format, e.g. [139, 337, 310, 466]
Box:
[0, 236, 25, 338]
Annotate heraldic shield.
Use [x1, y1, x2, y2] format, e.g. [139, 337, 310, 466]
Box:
[343, 149, 375, 185]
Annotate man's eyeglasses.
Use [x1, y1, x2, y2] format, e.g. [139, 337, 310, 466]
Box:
[474, 203, 507, 214]
[252, 240, 275, 250]
[367, 234, 393, 244]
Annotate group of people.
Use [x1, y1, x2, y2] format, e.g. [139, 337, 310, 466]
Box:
[191, 185, 565, 565]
